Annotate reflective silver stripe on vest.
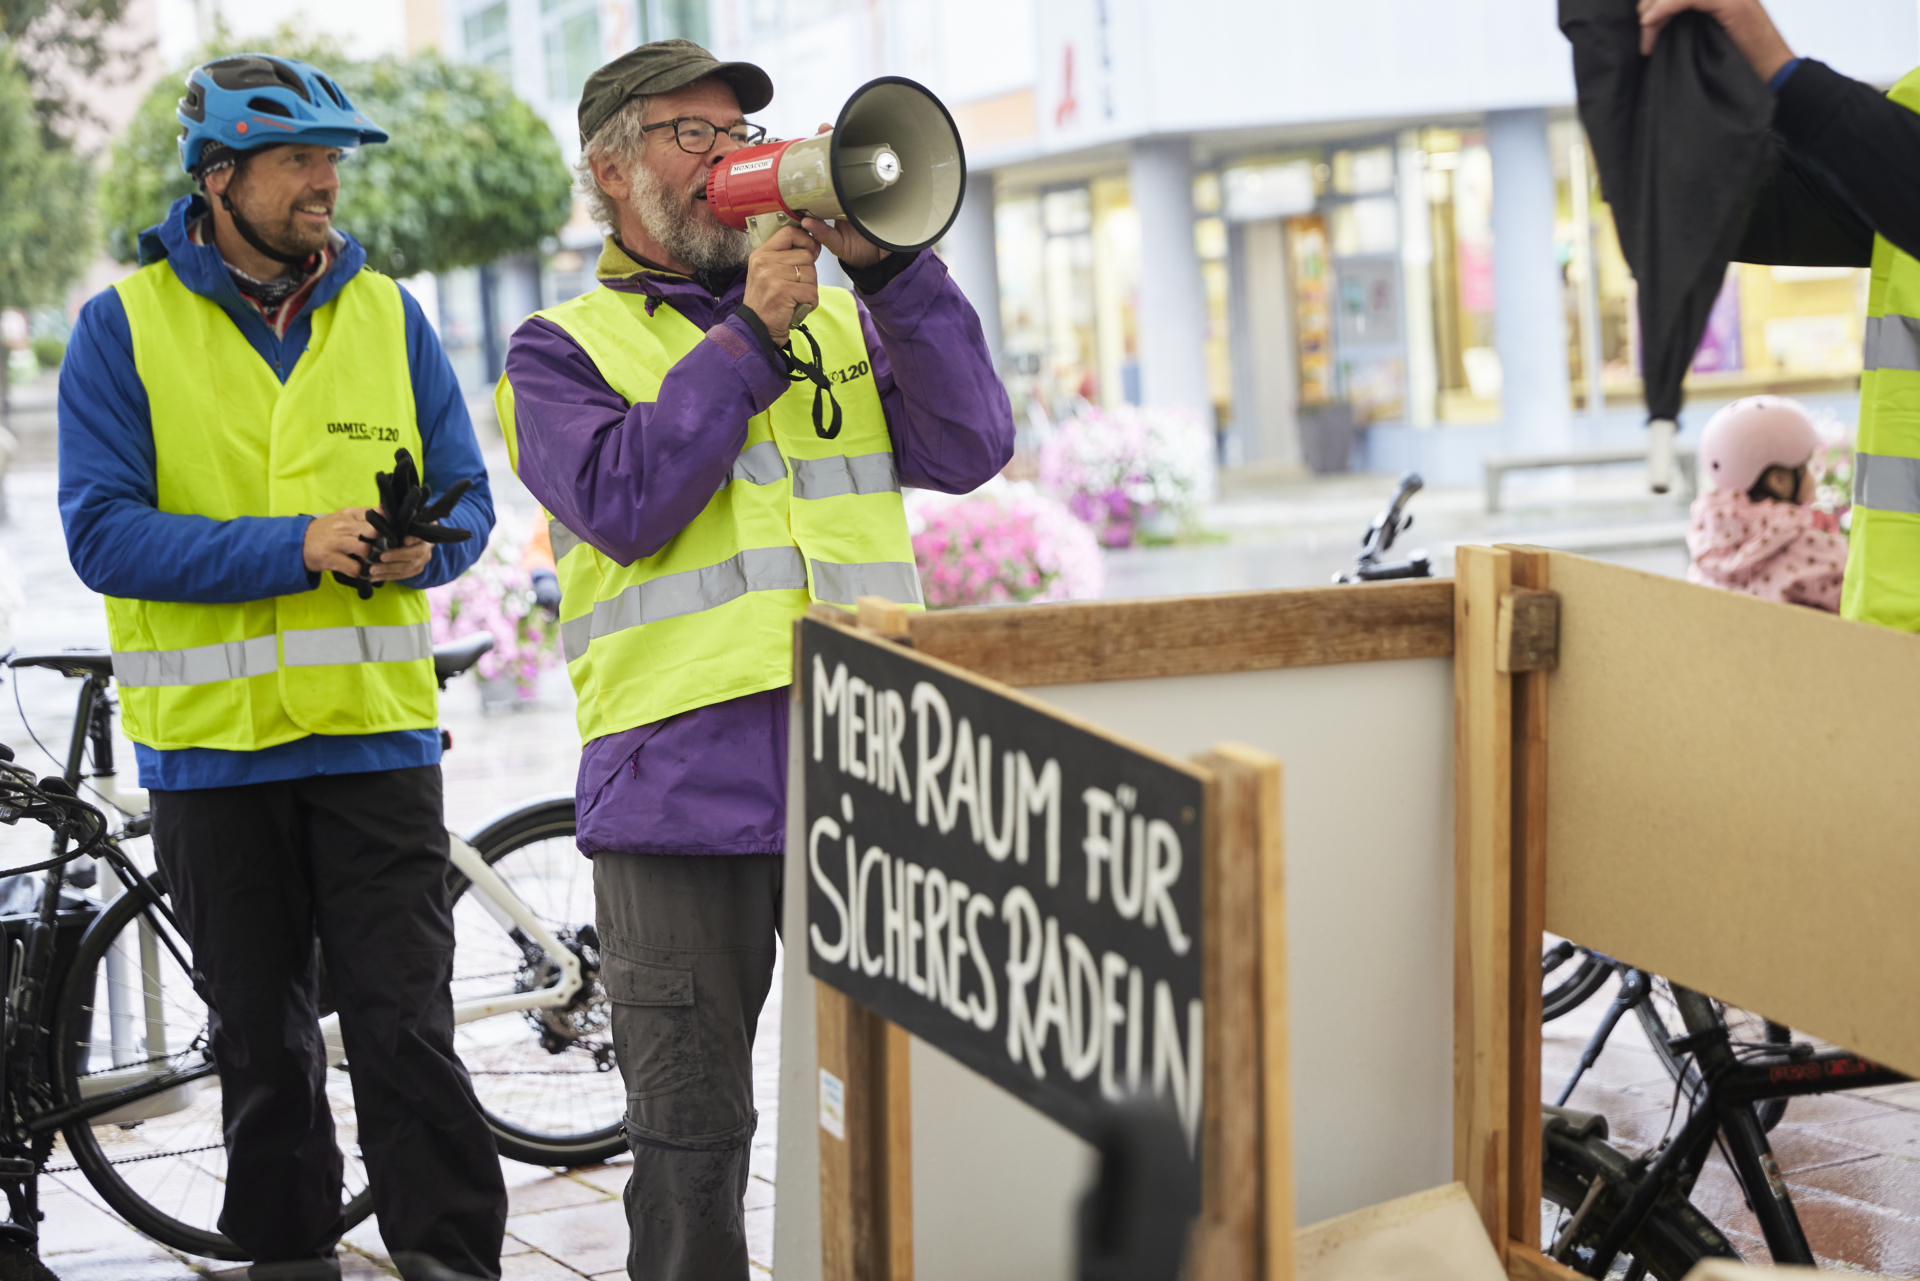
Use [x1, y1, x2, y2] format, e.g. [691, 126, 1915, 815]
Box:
[1853, 452, 1920, 514]
[560, 545, 808, 660]
[790, 452, 900, 500]
[111, 634, 278, 688]
[282, 623, 434, 667]
[549, 518, 585, 563]
[716, 440, 790, 492]
[810, 559, 924, 607]
[1865, 314, 1920, 373]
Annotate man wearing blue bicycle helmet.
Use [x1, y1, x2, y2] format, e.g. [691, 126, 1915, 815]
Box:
[56, 54, 504, 1281]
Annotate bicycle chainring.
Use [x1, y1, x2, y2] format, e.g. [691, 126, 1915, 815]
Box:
[515, 925, 610, 1055]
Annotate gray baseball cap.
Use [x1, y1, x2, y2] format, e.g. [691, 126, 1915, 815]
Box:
[577, 38, 773, 146]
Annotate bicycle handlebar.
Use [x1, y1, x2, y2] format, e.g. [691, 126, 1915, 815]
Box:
[1335, 471, 1433, 584]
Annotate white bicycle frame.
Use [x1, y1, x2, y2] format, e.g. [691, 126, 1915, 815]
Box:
[79, 809, 581, 1122]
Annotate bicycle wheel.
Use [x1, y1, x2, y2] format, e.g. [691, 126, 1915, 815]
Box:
[449, 798, 625, 1166]
[1541, 1118, 1739, 1280]
[1633, 977, 1792, 1131]
[53, 879, 372, 1260]
[1544, 936, 1611, 1023]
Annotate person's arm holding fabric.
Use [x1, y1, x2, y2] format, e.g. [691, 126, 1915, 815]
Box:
[1643, 0, 1920, 263]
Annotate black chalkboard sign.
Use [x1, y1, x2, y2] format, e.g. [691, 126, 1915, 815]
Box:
[800, 617, 1207, 1156]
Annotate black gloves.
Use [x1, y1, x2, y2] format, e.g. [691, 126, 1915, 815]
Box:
[333, 448, 475, 600]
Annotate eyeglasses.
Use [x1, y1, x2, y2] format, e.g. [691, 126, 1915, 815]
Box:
[640, 117, 768, 155]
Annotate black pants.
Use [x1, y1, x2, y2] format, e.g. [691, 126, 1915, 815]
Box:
[594, 853, 782, 1281]
[152, 766, 506, 1276]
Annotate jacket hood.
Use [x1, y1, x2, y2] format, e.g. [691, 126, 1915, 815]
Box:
[136, 194, 369, 313]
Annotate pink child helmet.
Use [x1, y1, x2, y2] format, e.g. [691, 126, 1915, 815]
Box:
[1698, 396, 1821, 494]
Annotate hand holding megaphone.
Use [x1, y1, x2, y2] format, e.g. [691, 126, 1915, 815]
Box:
[708, 76, 967, 335]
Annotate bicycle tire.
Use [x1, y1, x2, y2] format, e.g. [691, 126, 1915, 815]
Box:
[1541, 1120, 1739, 1280]
[1544, 946, 1611, 1023]
[52, 881, 372, 1260]
[1634, 978, 1791, 1132]
[450, 797, 626, 1167]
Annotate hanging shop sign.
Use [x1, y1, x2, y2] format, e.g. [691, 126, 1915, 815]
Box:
[800, 617, 1207, 1154]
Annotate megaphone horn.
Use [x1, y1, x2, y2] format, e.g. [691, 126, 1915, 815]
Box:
[706, 76, 968, 329]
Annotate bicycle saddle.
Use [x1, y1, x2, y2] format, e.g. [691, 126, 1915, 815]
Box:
[433, 633, 494, 684]
[8, 650, 112, 679]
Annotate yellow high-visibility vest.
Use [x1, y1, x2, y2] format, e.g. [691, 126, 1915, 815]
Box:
[498, 277, 921, 744]
[106, 260, 437, 751]
[1843, 69, 1920, 629]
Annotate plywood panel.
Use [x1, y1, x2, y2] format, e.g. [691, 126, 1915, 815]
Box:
[1033, 659, 1455, 1224]
[1543, 552, 1920, 1076]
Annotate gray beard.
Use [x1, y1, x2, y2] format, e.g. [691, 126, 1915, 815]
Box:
[630, 165, 750, 275]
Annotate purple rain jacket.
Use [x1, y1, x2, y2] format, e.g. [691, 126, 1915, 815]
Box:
[503, 240, 1014, 856]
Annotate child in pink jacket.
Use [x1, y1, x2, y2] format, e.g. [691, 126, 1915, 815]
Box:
[1686, 396, 1847, 612]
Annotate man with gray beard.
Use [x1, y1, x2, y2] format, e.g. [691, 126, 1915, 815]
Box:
[496, 39, 1012, 1281]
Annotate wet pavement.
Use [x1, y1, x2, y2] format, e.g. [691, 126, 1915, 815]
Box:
[1546, 970, 1920, 1273]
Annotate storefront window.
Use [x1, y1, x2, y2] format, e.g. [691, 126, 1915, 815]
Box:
[1195, 175, 1233, 430]
[463, 1, 512, 75]
[1423, 129, 1499, 422]
[1325, 143, 1405, 422]
[543, 0, 601, 104]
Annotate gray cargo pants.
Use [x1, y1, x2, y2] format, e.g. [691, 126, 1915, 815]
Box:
[594, 852, 782, 1281]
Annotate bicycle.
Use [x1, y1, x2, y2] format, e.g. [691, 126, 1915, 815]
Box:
[0, 638, 621, 1262]
[1536, 979, 1911, 1278]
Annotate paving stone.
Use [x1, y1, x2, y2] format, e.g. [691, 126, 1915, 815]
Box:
[1819, 1108, 1920, 1160]
[746, 1203, 776, 1271]
[507, 1200, 630, 1276]
[745, 1172, 777, 1212]
[1794, 1153, 1920, 1220]
[508, 1172, 616, 1215]
[500, 1248, 591, 1279]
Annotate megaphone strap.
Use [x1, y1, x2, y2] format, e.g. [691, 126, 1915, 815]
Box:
[780, 323, 844, 441]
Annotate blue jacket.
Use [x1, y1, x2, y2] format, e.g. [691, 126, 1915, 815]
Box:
[58, 195, 494, 791]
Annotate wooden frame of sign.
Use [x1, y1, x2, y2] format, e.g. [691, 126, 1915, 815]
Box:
[801, 599, 1287, 1280]
[793, 576, 1465, 1281]
[1453, 544, 1920, 1280]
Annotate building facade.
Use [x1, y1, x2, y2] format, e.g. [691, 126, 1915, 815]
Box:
[426, 0, 1918, 477]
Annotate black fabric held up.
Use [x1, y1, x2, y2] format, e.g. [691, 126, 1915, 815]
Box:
[1561, 0, 1776, 423]
[149, 766, 507, 1277]
[1771, 59, 1920, 263]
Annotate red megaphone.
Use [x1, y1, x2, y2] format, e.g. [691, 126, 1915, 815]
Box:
[706, 76, 966, 324]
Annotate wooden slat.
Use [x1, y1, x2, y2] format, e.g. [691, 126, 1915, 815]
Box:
[1253, 750, 1296, 1281]
[884, 1020, 914, 1281]
[1453, 546, 1512, 1259]
[816, 980, 861, 1281]
[1188, 746, 1274, 1280]
[905, 580, 1454, 687]
[1495, 589, 1559, 673]
[817, 983, 907, 1281]
[857, 595, 914, 641]
[1501, 549, 1550, 1248]
[1507, 1244, 1583, 1281]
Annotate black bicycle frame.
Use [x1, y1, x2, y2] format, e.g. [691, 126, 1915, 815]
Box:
[1579, 1039, 1909, 1276]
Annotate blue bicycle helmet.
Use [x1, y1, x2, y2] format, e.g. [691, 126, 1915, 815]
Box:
[176, 54, 388, 177]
